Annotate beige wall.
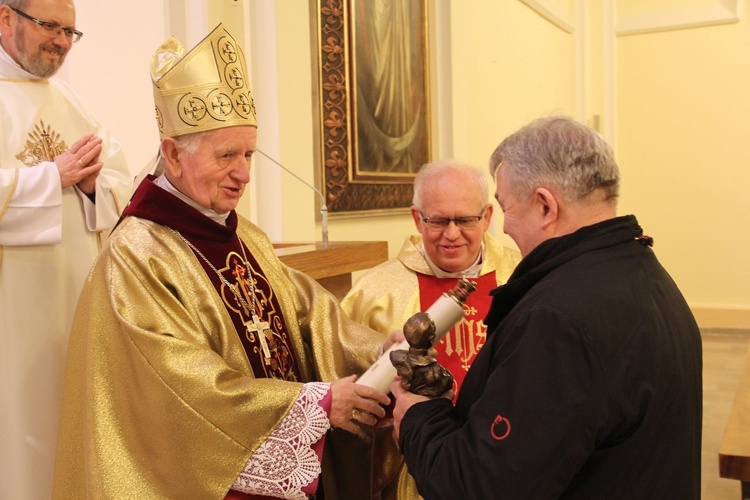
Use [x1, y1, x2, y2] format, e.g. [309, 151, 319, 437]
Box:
[66, 0, 749, 327]
[614, 0, 750, 328]
[65, 0, 165, 177]
[618, 45, 750, 326]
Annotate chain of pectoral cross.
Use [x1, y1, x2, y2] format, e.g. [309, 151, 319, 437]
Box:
[167, 227, 275, 365]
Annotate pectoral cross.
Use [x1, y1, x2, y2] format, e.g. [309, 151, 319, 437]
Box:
[245, 313, 273, 364]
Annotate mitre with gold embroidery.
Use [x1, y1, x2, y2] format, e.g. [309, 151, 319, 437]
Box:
[151, 23, 257, 139]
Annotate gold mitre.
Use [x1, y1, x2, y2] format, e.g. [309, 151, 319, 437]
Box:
[151, 23, 257, 139]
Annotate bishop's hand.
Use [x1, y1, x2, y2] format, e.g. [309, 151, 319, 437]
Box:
[330, 375, 390, 437]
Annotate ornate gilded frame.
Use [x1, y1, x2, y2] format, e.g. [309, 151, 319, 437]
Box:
[313, 0, 431, 216]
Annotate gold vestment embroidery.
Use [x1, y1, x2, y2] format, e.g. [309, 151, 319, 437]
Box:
[15, 120, 67, 167]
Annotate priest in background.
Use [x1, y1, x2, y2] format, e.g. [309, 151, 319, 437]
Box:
[52, 24, 392, 499]
[0, 0, 130, 497]
[341, 159, 521, 499]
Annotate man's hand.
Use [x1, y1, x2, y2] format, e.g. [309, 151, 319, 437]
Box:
[390, 377, 429, 442]
[330, 375, 390, 436]
[55, 133, 104, 194]
[390, 377, 453, 442]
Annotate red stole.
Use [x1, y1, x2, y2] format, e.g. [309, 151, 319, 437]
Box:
[416, 272, 496, 398]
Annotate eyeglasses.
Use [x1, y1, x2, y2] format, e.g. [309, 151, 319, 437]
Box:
[419, 207, 487, 230]
[11, 7, 83, 43]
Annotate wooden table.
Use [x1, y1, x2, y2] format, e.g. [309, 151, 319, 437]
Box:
[719, 339, 750, 499]
[273, 241, 388, 299]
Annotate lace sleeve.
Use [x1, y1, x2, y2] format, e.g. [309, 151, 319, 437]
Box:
[230, 382, 332, 499]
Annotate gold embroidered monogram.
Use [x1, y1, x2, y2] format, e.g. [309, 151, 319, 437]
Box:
[441, 312, 488, 372]
[15, 120, 67, 167]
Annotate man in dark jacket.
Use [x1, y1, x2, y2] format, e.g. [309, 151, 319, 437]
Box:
[390, 115, 702, 499]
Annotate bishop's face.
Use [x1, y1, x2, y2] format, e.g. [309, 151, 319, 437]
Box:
[172, 126, 257, 214]
[4, 0, 76, 78]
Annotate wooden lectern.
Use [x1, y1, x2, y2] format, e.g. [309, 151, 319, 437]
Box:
[273, 241, 388, 299]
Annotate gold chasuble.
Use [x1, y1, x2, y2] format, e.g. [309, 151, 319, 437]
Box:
[52, 177, 382, 499]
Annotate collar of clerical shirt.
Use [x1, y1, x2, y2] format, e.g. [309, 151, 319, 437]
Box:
[419, 241, 485, 278]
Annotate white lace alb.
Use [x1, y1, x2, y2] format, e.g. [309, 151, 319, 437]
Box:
[231, 382, 331, 499]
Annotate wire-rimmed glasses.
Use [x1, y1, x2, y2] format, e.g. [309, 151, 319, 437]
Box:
[11, 7, 83, 43]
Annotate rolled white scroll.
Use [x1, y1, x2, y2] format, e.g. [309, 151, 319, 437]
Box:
[356, 280, 476, 393]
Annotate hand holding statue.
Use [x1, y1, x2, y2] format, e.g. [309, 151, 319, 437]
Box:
[389, 376, 453, 442]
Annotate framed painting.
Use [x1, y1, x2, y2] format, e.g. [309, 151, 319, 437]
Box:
[313, 0, 432, 216]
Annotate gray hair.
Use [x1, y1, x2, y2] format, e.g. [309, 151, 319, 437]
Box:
[412, 159, 488, 209]
[489, 115, 620, 203]
[0, 0, 28, 9]
[156, 131, 207, 171]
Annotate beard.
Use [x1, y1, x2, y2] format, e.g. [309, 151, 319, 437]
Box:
[14, 24, 68, 78]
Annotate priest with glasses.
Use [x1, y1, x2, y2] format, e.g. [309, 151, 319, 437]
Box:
[341, 159, 521, 499]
